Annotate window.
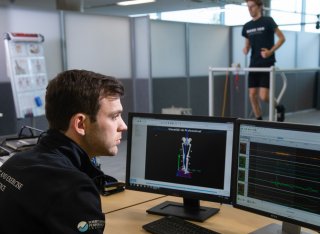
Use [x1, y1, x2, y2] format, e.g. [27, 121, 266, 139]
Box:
[224, 4, 251, 26]
[144, 0, 319, 33]
[149, 7, 222, 25]
[304, 0, 320, 33]
[270, 0, 302, 31]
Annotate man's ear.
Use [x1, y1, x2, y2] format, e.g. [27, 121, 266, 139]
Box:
[70, 113, 87, 136]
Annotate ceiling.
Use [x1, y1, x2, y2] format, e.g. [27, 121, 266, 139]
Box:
[80, 0, 244, 16]
[0, 0, 245, 17]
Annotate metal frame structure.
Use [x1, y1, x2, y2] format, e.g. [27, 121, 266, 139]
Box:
[208, 66, 286, 121]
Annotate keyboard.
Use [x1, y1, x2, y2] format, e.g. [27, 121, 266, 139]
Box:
[142, 216, 220, 234]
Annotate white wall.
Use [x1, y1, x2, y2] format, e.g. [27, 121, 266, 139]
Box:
[0, 7, 62, 81]
[0, 7, 9, 82]
[150, 20, 186, 78]
[276, 31, 296, 69]
[232, 26, 247, 68]
[189, 24, 230, 76]
[150, 20, 230, 78]
[64, 12, 131, 79]
[297, 32, 320, 68]
[133, 16, 151, 79]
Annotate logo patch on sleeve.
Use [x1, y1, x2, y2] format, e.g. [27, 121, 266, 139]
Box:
[77, 220, 105, 232]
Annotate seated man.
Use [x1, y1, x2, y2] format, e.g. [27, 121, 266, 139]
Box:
[0, 69, 127, 233]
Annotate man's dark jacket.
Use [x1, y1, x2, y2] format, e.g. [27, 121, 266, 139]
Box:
[0, 130, 106, 233]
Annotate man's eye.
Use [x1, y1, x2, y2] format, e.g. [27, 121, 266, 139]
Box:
[112, 114, 120, 120]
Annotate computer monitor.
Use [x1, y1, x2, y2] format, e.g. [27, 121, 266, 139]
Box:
[233, 119, 320, 234]
[125, 112, 236, 222]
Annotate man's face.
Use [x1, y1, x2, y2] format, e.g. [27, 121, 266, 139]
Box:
[83, 96, 127, 157]
[247, 1, 261, 19]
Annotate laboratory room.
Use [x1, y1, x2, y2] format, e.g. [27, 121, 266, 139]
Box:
[0, 0, 319, 233]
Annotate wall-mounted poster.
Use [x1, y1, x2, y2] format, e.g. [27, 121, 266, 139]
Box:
[4, 32, 48, 118]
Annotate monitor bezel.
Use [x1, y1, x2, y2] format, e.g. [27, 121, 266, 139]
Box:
[232, 118, 320, 232]
[125, 112, 237, 205]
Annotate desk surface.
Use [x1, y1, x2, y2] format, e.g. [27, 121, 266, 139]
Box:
[103, 190, 318, 234]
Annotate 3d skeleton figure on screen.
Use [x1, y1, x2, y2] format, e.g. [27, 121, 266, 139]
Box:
[176, 130, 192, 178]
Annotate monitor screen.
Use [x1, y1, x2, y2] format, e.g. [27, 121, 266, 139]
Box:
[233, 119, 320, 233]
[125, 113, 236, 222]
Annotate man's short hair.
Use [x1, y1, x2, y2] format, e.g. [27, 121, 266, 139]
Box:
[245, 0, 263, 7]
[45, 69, 124, 131]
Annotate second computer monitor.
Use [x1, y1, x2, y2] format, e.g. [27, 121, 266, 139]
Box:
[233, 119, 320, 233]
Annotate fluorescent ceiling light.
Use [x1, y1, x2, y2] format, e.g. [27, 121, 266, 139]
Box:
[117, 0, 156, 6]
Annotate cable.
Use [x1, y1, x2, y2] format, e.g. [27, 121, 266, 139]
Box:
[221, 71, 229, 117]
[18, 125, 43, 138]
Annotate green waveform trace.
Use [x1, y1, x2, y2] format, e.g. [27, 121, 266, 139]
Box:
[272, 180, 319, 193]
[251, 177, 319, 194]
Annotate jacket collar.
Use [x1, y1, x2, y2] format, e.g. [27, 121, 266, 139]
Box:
[38, 129, 105, 181]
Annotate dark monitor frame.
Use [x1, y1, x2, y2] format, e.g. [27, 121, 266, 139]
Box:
[125, 112, 237, 222]
[232, 119, 320, 233]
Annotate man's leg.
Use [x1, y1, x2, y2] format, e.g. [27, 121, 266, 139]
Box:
[259, 87, 269, 103]
[259, 87, 285, 121]
[249, 87, 262, 119]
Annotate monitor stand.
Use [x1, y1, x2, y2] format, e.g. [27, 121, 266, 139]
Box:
[146, 198, 220, 222]
[250, 222, 310, 234]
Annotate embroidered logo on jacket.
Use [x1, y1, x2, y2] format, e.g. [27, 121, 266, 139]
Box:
[77, 220, 105, 232]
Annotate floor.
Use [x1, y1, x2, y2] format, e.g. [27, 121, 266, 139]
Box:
[284, 109, 320, 125]
[99, 108, 320, 182]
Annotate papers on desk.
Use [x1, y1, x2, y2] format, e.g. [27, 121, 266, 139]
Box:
[0, 155, 12, 167]
[5, 137, 38, 151]
[0, 145, 15, 166]
[0, 146, 10, 156]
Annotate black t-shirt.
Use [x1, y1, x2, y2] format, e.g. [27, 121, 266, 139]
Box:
[242, 16, 278, 67]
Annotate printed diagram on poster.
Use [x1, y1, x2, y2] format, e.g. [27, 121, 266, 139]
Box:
[4, 32, 48, 118]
